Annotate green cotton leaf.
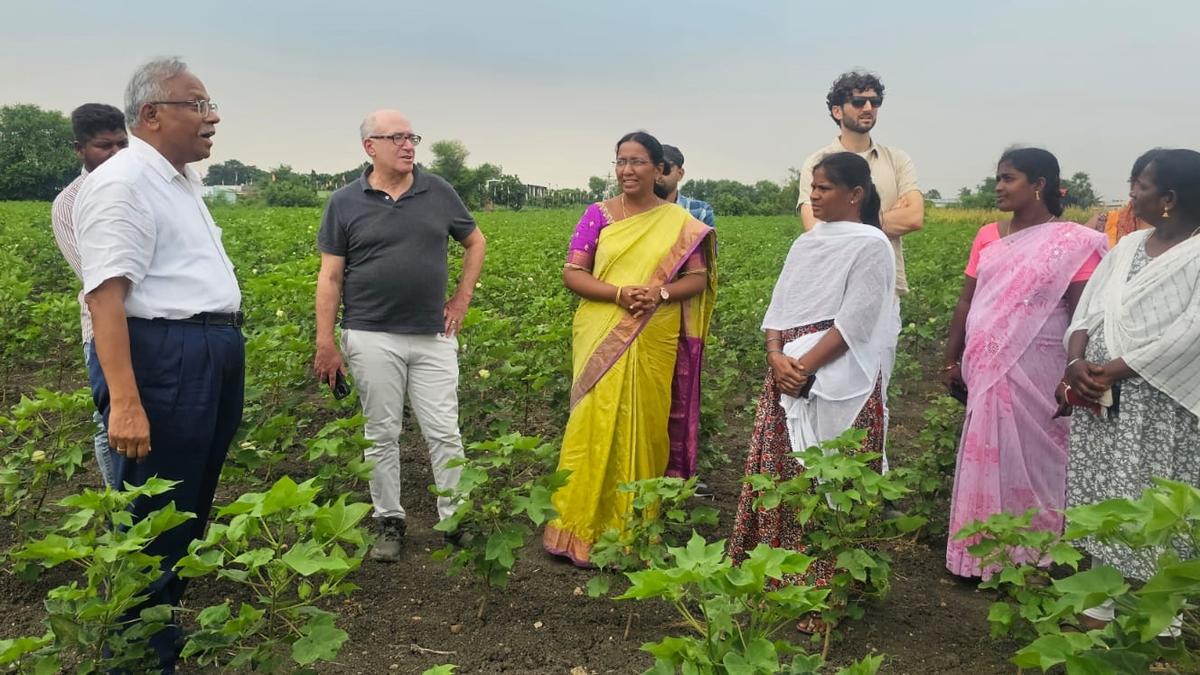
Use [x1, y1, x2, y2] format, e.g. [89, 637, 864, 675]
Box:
[722, 637, 778, 674]
[291, 612, 348, 665]
[232, 547, 276, 570]
[195, 602, 231, 627]
[14, 534, 88, 567]
[47, 615, 81, 647]
[484, 528, 524, 569]
[1012, 631, 1098, 670]
[997, 564, 1026, 588]
[835, 653, 885, 675]
[60, 508, 95, 533]
[887, 514, 927, 534]
[1051, 565, 1129, 610]
[0, 635, 52, 664]
[586, 575, 612, 598]
[835, 549, 878, 583]
[691, 505, 719, 527]
[421, 666, 457, 675]
[282, 540, 351, 576]
[986, 602, 1014, 637]
[138, 605, 172, 624]
[1048, 542, 1083, 568]
[313, 496, 372, 546]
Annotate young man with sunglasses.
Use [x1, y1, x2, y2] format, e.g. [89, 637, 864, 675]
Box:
[796, 71, 923, 458]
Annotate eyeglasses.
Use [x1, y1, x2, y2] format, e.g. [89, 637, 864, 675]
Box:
[368, 133, 422, 146]
[613, 158, 653, 168]
[848, 96, 883, 109]
[149, 99, 219, 116]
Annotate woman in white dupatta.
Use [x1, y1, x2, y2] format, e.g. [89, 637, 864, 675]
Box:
[1063, 149, 1200, 628]
[728, 153, 896, 632]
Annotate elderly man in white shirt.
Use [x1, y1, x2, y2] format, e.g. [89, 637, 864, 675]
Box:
[73, 56, 242, 673]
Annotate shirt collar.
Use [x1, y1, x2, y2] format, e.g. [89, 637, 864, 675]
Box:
[359, 165, 430, 198]
[129, 135, 192, 184]
[833, 135, 879, 158]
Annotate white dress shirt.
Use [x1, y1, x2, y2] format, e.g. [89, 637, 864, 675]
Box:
[73, 136, 240, 320]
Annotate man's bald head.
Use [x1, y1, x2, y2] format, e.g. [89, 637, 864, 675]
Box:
[360, 109, 410, 141]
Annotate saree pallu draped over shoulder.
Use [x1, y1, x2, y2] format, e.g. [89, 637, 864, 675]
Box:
[946, 222, 1106, 578]
[544, 204, 716, 566]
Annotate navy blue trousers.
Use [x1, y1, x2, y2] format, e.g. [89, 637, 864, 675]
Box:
[88, 318, 244, 670]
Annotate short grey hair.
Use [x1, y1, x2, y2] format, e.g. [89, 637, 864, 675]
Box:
[124, 57, 189, 128]
[359, 112, 378, 141]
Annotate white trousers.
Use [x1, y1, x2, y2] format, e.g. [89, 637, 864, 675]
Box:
[342, 329, 464, 522]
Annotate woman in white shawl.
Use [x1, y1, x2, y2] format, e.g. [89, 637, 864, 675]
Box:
[728, 152, 896, 629]
[1063, 149, 1200, 627]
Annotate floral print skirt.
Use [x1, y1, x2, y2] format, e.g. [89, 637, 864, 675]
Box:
[727, 321, 886, 587]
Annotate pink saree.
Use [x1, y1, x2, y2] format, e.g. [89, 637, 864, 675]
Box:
[946, 221, 1106, 578]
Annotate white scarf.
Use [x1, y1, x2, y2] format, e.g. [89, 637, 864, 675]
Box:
[1067, 229, 1200, 423]
[762, 222, 897, 459]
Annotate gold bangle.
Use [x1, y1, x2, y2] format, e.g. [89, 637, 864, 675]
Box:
[614, 286, 623, 305]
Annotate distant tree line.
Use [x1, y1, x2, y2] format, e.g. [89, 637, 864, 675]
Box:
[0, 104, 1105, 212]
[952, 172, 1100, 210]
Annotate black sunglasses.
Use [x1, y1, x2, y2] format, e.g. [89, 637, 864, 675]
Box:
[848, 96, 883, 108]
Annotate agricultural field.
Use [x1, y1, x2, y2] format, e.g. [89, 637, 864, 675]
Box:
[0, 201, 1155, 673]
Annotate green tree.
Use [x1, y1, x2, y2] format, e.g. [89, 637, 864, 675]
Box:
[0, 105, 76, 201]
[956, 177, 997, 209]
[260, 165, 319, 207]
[925, 189, 942, 201]
[204, 159, 266, 186]
[489, 174, 527, 210]
[428, 140, 471, 194]
[587, 176, 611, 202]
[1062, 171, 1099, 208]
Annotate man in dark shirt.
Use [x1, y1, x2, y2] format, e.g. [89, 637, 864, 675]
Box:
[314, 109, 486, 562]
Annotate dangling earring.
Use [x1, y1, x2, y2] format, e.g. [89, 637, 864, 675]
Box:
[1162, 207, 1171, 219]
[1035, 189, 1041, 202]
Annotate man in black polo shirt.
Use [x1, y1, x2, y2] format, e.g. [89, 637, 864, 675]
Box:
[314, 109, 486, 562]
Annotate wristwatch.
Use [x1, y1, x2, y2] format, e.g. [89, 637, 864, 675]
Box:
[659, 286, 670, 303]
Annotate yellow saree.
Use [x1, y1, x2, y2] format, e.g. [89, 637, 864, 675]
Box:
[543, 203, 716, 565]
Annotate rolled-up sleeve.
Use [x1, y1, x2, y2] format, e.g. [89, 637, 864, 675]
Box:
[75, 178, 155, 295]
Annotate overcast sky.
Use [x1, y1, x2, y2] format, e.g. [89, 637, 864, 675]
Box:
[4, 0, 1197, 201]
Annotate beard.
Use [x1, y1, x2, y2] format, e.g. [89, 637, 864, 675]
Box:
[653, 182, 672, 200]
[842, 115, 875, 134]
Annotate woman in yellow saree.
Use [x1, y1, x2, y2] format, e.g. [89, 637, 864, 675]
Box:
[543, 131, 717, 566]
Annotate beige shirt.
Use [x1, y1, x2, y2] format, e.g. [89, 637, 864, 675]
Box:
[797, 136, 921, 294]
[51, 170, 92, 344]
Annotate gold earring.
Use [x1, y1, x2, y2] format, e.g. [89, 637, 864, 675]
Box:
[1162, 207, 1171, 219]
[1035, 189, 1041, 201]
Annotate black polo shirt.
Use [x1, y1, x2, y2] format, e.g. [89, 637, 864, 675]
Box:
[317, 166, 477, 334]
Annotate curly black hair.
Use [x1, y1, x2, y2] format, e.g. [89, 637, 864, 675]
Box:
[825, 71, 885, 126]
[70, 103, 125, 143]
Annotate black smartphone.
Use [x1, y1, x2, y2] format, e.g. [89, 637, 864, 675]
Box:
[332, 371, 352, 400]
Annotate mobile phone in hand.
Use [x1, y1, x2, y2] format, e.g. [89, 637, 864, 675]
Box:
[332, 371, 352, 400]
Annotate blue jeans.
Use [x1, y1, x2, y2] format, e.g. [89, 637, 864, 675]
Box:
[82, 342, 115, 487]
[87, 318, 245, 671]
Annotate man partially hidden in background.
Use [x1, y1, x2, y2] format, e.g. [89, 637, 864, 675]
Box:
[50, 102, 128, 488]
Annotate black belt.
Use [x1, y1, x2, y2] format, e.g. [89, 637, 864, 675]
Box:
[177, 311, 245, 327]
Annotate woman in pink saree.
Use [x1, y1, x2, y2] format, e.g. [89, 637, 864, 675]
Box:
[942, 148, 1106, 578]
